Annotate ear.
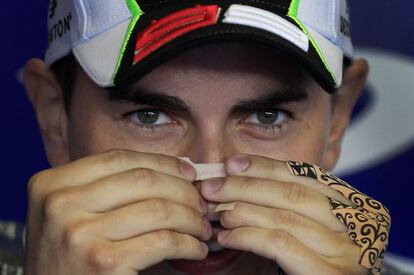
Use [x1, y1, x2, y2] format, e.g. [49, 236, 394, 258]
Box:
[23, 59, 70, 166]
[322, 59, 369, 170]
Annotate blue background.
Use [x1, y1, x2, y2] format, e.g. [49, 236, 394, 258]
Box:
[2, 0, 414, 263]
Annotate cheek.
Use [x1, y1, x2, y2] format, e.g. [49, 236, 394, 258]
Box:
[281, 119, 329, 164]
[236, 124, 327, 164]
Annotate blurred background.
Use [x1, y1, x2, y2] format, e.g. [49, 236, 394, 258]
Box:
[2, 1, 414, 272]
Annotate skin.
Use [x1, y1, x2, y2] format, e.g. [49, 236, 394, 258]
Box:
[23, 42, 369, 275]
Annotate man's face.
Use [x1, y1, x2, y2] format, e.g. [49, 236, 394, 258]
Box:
[60, 42, 337, 274]
[67, 43, 333, 168]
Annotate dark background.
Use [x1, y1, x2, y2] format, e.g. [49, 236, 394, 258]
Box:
[2, 0, 414, 264]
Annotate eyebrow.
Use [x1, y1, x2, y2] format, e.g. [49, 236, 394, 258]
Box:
[108, 86, 191, 115]
[230, 87, 308, 116]
[108, 85, 308, 116]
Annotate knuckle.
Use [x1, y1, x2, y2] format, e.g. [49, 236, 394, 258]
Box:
[266, 159, 279, 173]
[87, 244, 117, 273]
[153, 154, 169, 172]
[148, 199, 170, 222]
[271, 209, 299, 227]
[283, 183, 308, 205]
[157, 230, 180, 251]
[131, 168, 156, 185]
[63, 221, 91, 250]
[268, 230, 292, 250]
[239, 177, 257, 195]
[102, 149, 131, 170]
[271, 160, 285, 173]
[43, 191, 71, 219]
[28, 170, 52, 198]
[260, 158, 283, 176]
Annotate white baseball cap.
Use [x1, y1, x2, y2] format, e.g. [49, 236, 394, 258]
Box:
[45, 0, 354, 93]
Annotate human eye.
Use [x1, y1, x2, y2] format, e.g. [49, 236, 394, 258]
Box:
[125, 109, 175, 130]
[242, 109, 291, 133]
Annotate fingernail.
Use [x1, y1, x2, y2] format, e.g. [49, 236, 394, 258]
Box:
[227, 155, 250, 174]
[202, 178, 224, 196]
[179, 159, 195, 180]
[218, 230, 231, 242]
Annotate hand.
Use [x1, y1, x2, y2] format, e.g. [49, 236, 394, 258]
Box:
[25, 149, 212, 275]
[201, 155, 390, 275]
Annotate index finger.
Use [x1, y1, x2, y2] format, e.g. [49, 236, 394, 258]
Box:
[224, 154, 353, 206]
[44, 149, 195, 187]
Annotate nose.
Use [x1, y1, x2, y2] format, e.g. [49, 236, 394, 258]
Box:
[186, 127, 228, 163]
[184, 125, 235, 164]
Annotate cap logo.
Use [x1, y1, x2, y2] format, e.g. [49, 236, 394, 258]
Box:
[48, 12, 72, 46]
[223, 5, 309, 52]
[134, 5, 220, 65]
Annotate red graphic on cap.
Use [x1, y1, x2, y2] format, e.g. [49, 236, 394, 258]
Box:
[134, 5, 220, 65]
